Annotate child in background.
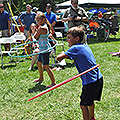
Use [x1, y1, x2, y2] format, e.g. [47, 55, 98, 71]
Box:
[33, 13, 56, 87]
[28, 23, 39, 70]
[57, 27, 103, 120]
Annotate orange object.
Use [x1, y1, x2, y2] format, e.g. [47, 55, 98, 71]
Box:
[52, 67, 57, 70]
[89, 22, 99, 30]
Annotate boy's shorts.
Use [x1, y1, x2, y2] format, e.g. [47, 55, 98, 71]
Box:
[38, 52, 50, 65]
[80, 77, 103, 106]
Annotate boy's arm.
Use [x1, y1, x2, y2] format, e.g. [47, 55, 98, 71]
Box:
[57, 52, 68, 62]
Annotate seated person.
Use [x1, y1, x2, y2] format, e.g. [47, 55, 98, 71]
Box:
[27, 23, 39, 70]
[89, 18, 99, 31]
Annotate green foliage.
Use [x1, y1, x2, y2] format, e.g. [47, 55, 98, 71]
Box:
[0, 33, 120, 119]
[11, 0, 68, 15]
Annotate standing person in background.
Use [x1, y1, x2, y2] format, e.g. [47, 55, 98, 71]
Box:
[32, 7, 41, 15]
[18, 4, 36, 38]
[62, 0, 88, 29]
[44, 3, 57, 38]
[0, 3, 11, 51]
[32, 7, 38, 14]
[62, 0, 88, 44]
[98, 11, 103, 19]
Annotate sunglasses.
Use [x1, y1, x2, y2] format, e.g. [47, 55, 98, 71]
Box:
[0, 6, 4, 8]
[26, 7, 31, 9]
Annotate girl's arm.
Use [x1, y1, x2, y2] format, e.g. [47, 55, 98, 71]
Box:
[34, 26, 47, 40]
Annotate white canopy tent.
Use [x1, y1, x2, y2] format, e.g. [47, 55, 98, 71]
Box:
[56, 0, 120, 9]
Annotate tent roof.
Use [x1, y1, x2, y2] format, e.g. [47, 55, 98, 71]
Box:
[56, 0, 120, 9]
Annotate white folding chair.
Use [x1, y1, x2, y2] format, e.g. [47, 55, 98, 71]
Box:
[55, 32, 64, 51]
[12, 32, 26, 46]
[12, 32, 26, 62]
[49, 32, 64, 67]
[0, 36, 19, 68]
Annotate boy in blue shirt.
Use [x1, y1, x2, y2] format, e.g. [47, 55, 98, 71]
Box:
[57, 27, 103, 120]
[44, 3, 57, 38]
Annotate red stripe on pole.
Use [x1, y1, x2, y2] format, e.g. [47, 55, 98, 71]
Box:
[28, 64, 100, 101]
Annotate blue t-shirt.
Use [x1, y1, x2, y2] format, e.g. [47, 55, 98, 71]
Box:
[19, 12, 36, 30]
[64, 43, 103, 85]
[0, 10, 10, 30]
[44, 11, 57, 25]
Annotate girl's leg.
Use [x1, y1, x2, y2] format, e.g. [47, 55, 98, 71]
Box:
[37, 61, 44, 81]
[26, 45, 31, 54]
[28, 55, 38, 70]
[43, 65, 56, 85]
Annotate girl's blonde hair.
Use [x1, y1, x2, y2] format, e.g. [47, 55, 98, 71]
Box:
[35, 12, 51, 32]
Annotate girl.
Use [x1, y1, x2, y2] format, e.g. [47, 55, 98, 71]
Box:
[28, 23, 39, 70]
[33, 13, 56, 87]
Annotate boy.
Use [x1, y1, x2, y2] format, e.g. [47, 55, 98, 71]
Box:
[57, 27, 103, 120]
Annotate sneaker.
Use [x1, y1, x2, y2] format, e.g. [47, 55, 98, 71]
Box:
[91, 117, 96, 120]
[28, 67, 33, 71]
[33, 79, 44, 83]
[52, 67, 57, 70]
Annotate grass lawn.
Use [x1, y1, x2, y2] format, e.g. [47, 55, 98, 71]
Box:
[0, 33, 120, 120]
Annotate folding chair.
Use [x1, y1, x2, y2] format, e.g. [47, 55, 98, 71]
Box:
[55, 31, 64, 51]
[13, 32, 26, 44]
[12, 32, 26, 62]
[49, 31, 65, 67]
[0, 36, 18, 68]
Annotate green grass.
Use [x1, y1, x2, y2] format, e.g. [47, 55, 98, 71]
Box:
[0, 33, 120, 120]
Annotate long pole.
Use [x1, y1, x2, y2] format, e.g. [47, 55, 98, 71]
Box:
[28, 64, 100, 101]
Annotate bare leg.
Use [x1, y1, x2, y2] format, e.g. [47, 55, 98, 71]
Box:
[37, 61, 44, 81]
[43, 65, 56, 85]
[26, 45, 31, 54]
[28, 55, 38, 70]
[89, 102, 95, 119]
[80, 105, 89, 120]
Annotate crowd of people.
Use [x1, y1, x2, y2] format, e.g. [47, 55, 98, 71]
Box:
[3, 0, 120, 119]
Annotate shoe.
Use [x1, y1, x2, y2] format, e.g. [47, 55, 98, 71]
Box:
[46, 83, 56, 88]
[52, 67, 57, 70]
[33, 79, 44, 83]
[28, 67, 33, 71]
[90, 117, 96, 120]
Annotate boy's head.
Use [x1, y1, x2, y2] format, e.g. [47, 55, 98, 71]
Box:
[66, 27, 84, 47]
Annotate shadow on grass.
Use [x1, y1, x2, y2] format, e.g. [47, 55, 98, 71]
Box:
[66, 62, 75, 68]
[1, 64, 17, 69]
[28, 83, 47, 93]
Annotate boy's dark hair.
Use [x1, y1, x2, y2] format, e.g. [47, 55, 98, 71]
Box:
[67, 27, 84, 42]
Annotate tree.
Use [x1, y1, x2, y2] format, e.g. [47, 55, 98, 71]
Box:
[10, 0, 67, 15]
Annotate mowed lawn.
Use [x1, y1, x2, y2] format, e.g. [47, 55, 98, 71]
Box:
[0, 33, 120, 120]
